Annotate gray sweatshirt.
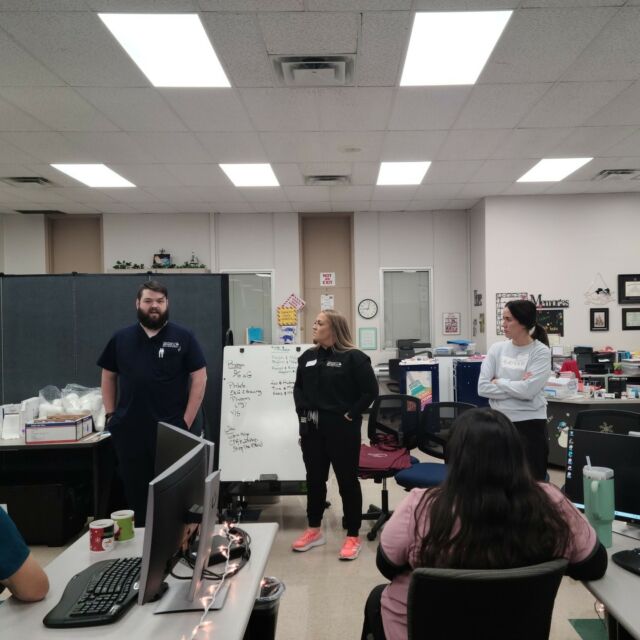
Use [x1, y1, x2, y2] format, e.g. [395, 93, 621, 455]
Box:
[477, 339, 551, 422]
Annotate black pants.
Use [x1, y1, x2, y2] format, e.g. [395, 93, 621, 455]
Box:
[300, 412, 362, 536]
[361, 584, 387, 640]
[513, 418, 549, 481]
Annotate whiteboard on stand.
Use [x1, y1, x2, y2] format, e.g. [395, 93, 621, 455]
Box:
[219, 344, 312, 482]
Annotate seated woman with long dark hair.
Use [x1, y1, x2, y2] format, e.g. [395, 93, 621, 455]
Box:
[362, 408, 607, 640]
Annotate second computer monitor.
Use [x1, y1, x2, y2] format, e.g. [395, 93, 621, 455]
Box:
[155, 421, 215, 476]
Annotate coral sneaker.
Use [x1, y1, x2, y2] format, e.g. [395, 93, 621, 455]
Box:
[292, 528, 326, 552]
[339, 536, 361, 561]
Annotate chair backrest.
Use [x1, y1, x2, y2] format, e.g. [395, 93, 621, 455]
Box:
[574, 409, 640, 434]
[408, 558, 568, 640]
[418, 402, 476, 459]
[367, 394, 421, 449]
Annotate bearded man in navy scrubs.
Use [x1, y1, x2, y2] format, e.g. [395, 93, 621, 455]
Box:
[97, 281, 207, 524]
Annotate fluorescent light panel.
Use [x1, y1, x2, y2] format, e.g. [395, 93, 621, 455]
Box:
[377, 162, 431, 186]
[220, 164, 280, 187]
[400, 11, 512, 86]
[99, 13, 230, 88]
[517, 158, 593, 182]
[51, 164, 135, 188]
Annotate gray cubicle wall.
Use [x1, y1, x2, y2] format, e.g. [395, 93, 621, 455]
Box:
[0, 273, 229, 455]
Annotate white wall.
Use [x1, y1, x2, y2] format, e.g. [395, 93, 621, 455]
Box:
[216, 212, 300, 343]
[2, 213, 46, 274]
[469, 201, 486, 353]
[354, 210, 470, 365]
[484, 194, 640, 351]
[102, 213, 211, 270]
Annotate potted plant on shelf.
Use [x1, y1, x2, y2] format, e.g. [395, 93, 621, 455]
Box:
[613, 363, 623, 375]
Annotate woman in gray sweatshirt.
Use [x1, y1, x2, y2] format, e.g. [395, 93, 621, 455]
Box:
[478, 300, 551, 480]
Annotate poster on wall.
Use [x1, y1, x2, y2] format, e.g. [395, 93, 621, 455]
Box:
[537, 309, 564, 336]
[320, 294, 334, 311]
[443, 312, 461, 335]
[495, 293, 528, 334]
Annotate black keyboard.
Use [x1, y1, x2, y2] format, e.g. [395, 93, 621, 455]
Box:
[43, 556, 142, 628]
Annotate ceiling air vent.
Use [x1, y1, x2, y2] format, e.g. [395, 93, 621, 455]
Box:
[304, 175, 351, 186]
[16, 209, 66, 215]
[2, 176, 53, 187]
[593, 169, 640, 181]
[272, 55, 355, 87]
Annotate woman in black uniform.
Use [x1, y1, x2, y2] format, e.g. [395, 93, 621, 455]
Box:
[292, 309, 379, 561]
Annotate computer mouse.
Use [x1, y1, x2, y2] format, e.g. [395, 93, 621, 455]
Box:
[612, 548, 640, 576]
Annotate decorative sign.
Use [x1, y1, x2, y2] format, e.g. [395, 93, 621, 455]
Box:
[320, 272, 336, 287]
[358, 327, 377, 351]
[277, 306, 298, 327]
[496, 292, 528, 335]
[320, 294, 334, 311]
[443, 312, 461, 336]
[282, 293, 305, 310]
[278, 325, 297, 344]
[537, 309, 564, 336]
[529, 294, 569, 309]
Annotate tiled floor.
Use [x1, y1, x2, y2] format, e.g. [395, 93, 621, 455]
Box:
[27, 461, 604, 639]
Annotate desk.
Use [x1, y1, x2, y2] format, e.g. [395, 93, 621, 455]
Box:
[1, 522, 278, 640]
[0, 434, 116, 544]
[585, 532, 640, 640]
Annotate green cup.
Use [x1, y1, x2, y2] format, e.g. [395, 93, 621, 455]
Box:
[111, 509, 135, 542]
[582, 466, 615, 548]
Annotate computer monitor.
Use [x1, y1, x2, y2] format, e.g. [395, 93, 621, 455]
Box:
[564, 429, 640, 536]
[155, 421, 215, 476]
[138, 443, 207, 606]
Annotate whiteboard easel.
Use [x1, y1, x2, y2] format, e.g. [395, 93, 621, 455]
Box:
[219, 344, 312, 482]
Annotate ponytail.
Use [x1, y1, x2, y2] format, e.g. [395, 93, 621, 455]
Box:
[531, 323, 549, 347]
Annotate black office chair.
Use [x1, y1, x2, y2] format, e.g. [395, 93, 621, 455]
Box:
[359, 395, 421, 540]
[407, 558, 568, 640]
[386, 358, 402, 394]
[574, 409, 640, 435]
[394, 402, 476, 489]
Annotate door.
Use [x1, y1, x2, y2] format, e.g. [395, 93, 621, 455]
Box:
[48, 216, 102, 273]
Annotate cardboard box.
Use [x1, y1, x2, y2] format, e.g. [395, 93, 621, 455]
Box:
[25, 413, 93, 444]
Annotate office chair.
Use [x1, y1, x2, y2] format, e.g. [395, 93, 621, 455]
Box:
[574, 409, 640, 435]
[407, 558, 568, 640]
[359, 395, 421, 541]
[387, 358, 402, 394]
[394, 402, 476, 490]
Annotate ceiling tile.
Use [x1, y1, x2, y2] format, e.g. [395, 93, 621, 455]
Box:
[142, 186, 208, 203]
[198, 0, 303, 9]
[0, 96, 49, 131]
[502, 182, 554, 195]
[240, 88, 321, 131]
[437, 129, 512, 161]
[388, 88, 472, 131]
[300, 161, 352, 176]
[260, 131, 384, 162]
[239, 187, 288, 202]
[381, 131, 447, 161]
[318, 88, 395, 131]
[562, 7, 640, 82]
[332, 200, 370, 212]
[368, 200, 411, 211]
[456, 182, 511, 198]
[443, 198, 480, 210]
[372, 186, 418, 200]
[283, 185, 332, 201]
[454, 84, 551, 129]
[200, 12, 274, 88]
[210, 201, 255, 213]
[351, 162, 380, 185]
[490, 127, 573, 159]
[413, 0, 518, 7]
[587, 82, 640, 126]
[77, 88, 187, 132]
[197, 132, 268, 162]
[291, 201, 332, 212]
[480, 7, 617, 83]
[330, 185, 373, 201]
[62, 132, 156, 163]
[405, 199, 451, 211]
[162, 164, 229, 187]
[305, 1, 411, 9]
[250, 201, 293, 212]
[87, 0, 198, 9]
[548, 126, 636, 157]
[414, 184, 464, 199]
[189, 186, 249, 201]
[520, 81, 630, 128]
[423, 160, 483, 184]
[0, 87, 119, 131]
[600, 131, 640, 157]
[0, 1, 88, 9]
[271, 163, 305, 186]
[159, 89, 254, 131]
[470, 158, 537, 183]
[0, 11, 148, 86]
[110, 164, 185, 187]
[0, 28, 64, 86]
[0, 132, 83, 164]
[128, 132, 212, 163]
[357, 11, 412, 87]
[258, 12, 359, 55]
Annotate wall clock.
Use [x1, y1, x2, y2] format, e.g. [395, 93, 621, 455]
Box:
[357, 298, 378, 319]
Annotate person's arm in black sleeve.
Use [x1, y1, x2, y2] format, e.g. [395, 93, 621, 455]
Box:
[566, 541, 608, 581]
[376, 545, 410, 581]
[348, 354, 379, 417]
[293, 364, 310, 417]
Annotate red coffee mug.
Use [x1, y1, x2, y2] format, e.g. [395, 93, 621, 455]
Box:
[89, 519, 115, 552]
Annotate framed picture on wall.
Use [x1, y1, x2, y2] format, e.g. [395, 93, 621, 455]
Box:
[590, 308, 609, 332]
[622, 308, 640, 330]
[618, 274, 640, 304]
[443, 312, 461, 335]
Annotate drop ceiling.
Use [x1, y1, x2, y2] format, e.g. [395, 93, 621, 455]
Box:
[1, 0, 640, 215]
